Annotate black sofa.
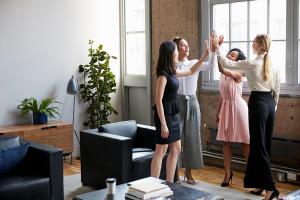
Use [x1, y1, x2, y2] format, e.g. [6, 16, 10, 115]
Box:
[0, 140, 64, 200]
[80, 120, 171, 189]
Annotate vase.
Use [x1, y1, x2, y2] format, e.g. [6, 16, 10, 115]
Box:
[33, 112, 48, 124]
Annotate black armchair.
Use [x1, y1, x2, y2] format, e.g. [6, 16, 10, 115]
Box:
[80, 120, 169, 189]
[0, 140, 64, 200]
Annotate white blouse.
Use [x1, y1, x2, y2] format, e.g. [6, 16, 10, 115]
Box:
[177, 52, 217, 95]
[217, 52, 281, 105]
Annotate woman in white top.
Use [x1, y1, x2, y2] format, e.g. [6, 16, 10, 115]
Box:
[172, 36, 217, 184]
[216, 34, 280, 200]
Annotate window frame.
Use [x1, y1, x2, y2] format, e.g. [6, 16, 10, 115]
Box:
[200, 0, 300, 96]
[120, 0, 151, 87]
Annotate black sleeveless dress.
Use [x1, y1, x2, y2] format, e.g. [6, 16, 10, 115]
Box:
[154, 70, 181, 144]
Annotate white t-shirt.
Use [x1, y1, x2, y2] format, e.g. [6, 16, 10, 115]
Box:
[177, 52, 217, 95]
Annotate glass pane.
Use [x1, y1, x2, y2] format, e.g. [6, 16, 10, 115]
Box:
[249, 41, 256, 60]
[213, 43, 229, 80]
[299, 3, 300, 83]
[250, 0, 267, 40]
[270, 0, 286, 40]
[213, 4, 229, 42]
[230, 42, 248, 59]
[269, 41, 286, 83]
[231, 2, 247, 41]
[298, 41, 300, 83]
[126, 33, 146, 75]
[125, 0, 145, 32]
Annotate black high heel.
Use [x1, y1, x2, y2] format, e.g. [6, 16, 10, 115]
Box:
[250, 188, 264, 195]
[267, 189, 279, 200]
[221, 171, 233, 187]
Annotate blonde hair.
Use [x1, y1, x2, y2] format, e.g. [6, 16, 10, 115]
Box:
[255, 34, 271, 81]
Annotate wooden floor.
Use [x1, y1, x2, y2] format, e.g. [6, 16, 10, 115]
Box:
[63, 158, 300, 196]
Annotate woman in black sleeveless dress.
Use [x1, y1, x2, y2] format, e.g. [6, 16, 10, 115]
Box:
[151, 40, 209, 182]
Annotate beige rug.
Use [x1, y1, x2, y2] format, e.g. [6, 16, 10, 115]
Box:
[63, 174, 263, 200]
[64, 174, 94, 200]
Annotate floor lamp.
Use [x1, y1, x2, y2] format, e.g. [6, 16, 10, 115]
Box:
[67, 75, 80, 145]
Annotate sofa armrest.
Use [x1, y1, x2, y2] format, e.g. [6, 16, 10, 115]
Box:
[80, 129, 133, 189]
[17, 139, 63, 200]
[136, 124, 156, 150]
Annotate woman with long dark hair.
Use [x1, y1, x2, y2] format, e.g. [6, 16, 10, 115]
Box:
[151, 40, 209, 182]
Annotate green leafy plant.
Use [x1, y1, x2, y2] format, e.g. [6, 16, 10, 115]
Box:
[17, 97, 60, 119]
[79, 40, 118, 128]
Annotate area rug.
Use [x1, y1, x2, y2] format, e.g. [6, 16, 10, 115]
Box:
[64, 174, 95, 200]
[179, 179, 262, 200]
[64, 174, 263, 200]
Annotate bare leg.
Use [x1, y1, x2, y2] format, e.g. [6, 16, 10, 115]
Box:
[185, 168, 193, 180]
[174, 169, 180, 183]
[184, 168, 196, 184]
[242, 143, 250, 161]
[166, 140, 181, 182]
[151, 144, 168, 178]
[223, 142, 232, 182]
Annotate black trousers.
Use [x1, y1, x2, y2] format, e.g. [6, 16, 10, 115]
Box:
[244, 91, 276, 191]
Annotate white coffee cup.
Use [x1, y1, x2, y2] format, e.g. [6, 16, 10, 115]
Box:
[106, 178, 116, 195]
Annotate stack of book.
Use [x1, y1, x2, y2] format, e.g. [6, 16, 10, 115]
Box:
[125, 178, 173, 200]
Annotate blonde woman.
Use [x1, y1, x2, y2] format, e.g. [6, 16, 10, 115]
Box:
[216, 34, 281, 200]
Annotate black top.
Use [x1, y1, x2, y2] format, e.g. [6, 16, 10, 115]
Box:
[156, 70, 180, 115]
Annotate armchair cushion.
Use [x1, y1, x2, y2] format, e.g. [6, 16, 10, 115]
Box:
[98, 120, 138, 146]
[132, 148, 153, 153]
[0, 136, 20, 150]
[0, 143, 29, 174]
[0, 176, 50, 200]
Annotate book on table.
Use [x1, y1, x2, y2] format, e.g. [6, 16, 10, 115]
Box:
[126, 177, 173, 200]
[125, 190, 173, 200]
[127, 177, 166, 186]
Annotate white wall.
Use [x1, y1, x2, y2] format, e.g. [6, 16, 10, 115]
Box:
[0, 0, 122, 156]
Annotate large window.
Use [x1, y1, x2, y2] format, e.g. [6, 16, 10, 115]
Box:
[124, 0, 147, 75]
[202, 0, 299, 95]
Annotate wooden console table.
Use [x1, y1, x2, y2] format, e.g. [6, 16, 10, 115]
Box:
[0, 120, 74, 163]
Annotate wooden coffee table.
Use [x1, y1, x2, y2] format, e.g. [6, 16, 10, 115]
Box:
[73, 182, 223, 200]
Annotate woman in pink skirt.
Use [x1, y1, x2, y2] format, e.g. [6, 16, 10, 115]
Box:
[216, 48, 250, 187]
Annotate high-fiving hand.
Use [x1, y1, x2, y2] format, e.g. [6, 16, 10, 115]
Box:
[210, 32, 224, 50]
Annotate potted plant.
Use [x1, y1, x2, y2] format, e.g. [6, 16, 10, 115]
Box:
[78, 40, 118, 128]
[17, 97, 60, 124]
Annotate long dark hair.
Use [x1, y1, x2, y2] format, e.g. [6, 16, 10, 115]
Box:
[227, 48, 246, 61]
[156, 41, 177, 75]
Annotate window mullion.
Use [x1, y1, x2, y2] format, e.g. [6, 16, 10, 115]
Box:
[267, 0, 270, 34]
[209, 3, 214, 82]
[247, 1, 250, 58]
[293, 0, 299, 85]
[286, 0, 296, 85]
[229, 3, 232, 49]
